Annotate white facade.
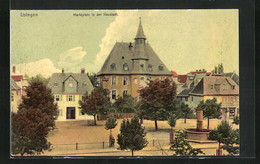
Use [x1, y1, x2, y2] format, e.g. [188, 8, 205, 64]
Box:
[54, 94, 93, 121]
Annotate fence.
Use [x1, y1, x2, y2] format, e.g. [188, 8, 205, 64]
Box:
[50, 139, 220, 155]
[51, 141, 110, 152]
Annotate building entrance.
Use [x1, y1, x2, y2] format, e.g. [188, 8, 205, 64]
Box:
[66, 107, 75, 119]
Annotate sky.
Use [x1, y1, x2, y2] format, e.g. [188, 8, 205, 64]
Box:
[11, 10, 238, 78]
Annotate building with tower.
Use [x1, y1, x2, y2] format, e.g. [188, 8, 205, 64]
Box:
[97, 19, 172, 101]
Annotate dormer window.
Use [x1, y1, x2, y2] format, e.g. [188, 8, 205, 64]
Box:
[54, 82, 58, 87]
[140, 64, 144, 70]
[148, 64, 153, 71]
[110, 63, 116, 70]
[232, 85, 235, 89]
[82, 82, 87, 87]
[69, 83, 73, 88]
[159, 65, 164, 71]
[223, 84, 228, 90]
[123, 63, 129, 71]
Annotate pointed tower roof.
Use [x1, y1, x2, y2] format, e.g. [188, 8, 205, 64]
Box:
[135, 18, 146, 40]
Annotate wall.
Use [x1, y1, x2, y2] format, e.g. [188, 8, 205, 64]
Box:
[55, 94, 93, 121]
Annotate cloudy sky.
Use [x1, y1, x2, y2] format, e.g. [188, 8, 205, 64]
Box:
[11, 10, 238, 78]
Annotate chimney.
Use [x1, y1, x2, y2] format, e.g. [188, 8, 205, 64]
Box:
[62, 68, 64, 73]
[12, 66, 16, 74]
[81, 68, 85, 74]
[129, 42, 133, 48]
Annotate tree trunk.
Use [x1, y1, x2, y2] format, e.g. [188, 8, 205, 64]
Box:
[184, 117, 186, 123]
[169, 127, 174, 143]
[93, 114, 96, 125]
[131, 150, 134, 156]
[207, 117, 210, 129]
[154, 120, 158, 130]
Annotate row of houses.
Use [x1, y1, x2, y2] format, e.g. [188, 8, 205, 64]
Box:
[171, 71, 239, 119]
[11, 18, 239, 121]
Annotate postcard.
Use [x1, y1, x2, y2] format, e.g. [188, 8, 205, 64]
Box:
[10, 9, 239, 157]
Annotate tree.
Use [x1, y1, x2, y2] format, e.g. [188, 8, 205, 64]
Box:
[178, 102, 193, 123]
[105, 117, 117, 147]
[232, 115, 239, 125]
[79, 87, 110, 125]
[168, 113, 178, 142]
[112, 95, 137, 113]
[87, 72, 99, 88]
[138, 78, 177, 130]
[19, 81, 58, 128]
[105, 117, 117, 134]
[212, 63, 224, 74]
[169, 130, 204, 156]
[209, 121, 239, 155]
[11, 108, 54, 156]
[25, 74, 50, 86]
[197, 98, 222, 129]
[221, 129, 239, 155]
[117, 116, 148, 156]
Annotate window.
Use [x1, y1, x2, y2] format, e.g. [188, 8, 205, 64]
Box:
[223, 97, 227, 102]
[11, 96, 14, 101]
[69, 83, 73, 88]
[123, 76, 129, 85]
[223, 84, 228, 90]
[161, 77, 165, 81]
[185, 97, 188, 101]
[148, 64, 153, 71]
[140, 77, 145, 81]
[232, 85, 236, 90]
[112, 76, 116, 85]
[123, 63, 129, 71]
[112, 90, 116, 100]
[110, 63, 116, 70]
[159, 65, 164, 70]
[229, 108, 236, 117]
[56, 95, 60, 101]
[122, 56, 125, 59]
[191, 97, 193, 101]
[69, 78, 73, 82]
[67, 95, 74, 101]
[54, 82, 58, 87]
[140, 64, 144, 70]
[123, 90, 128, 96]
[82, 82, 87, 87]
[209, 85, 214, 89]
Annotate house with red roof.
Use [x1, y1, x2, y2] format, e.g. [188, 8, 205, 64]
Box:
[11, 66, 29, 97]
[177, 75, 239, 120]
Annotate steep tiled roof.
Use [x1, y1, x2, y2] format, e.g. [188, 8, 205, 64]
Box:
[189, 76, 239, 96]
[48, 73, 94, 94]
[171, 71, 178, 77]
[97, 42, 171, 76]
[177, 75, 187, 83]
[11, 79, 21, 90]
[11, 75, 23, 81]
[177, 81, 195, 97]
[225, 72, 239, 85]
[190, 71, 206, 75]
[98, 19, 171, 76]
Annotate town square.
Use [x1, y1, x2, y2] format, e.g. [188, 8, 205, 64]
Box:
[10, 10, 239, 156]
